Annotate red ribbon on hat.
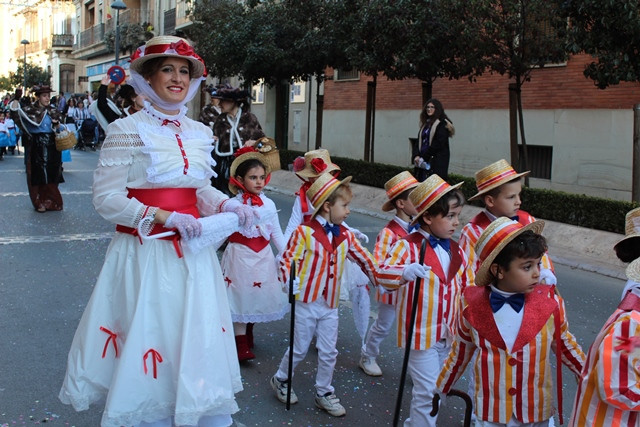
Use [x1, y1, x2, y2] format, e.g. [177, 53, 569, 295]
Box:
[130, 40, 207, 77]
[311, 158, 327, 174]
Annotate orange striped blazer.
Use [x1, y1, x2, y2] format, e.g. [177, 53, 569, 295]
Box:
[279, 219, 378, 309]
[372, 218, 409, 305]
[459, 210, 554, 285]
[377, 230, 472, 350]
[569, 291, 640, 426]
[437, 285, 585, 424]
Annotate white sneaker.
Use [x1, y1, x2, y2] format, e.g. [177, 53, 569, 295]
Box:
[359, 356, 383, 376]
[315, 392, 346, 417]
[270, 375, 298, 404]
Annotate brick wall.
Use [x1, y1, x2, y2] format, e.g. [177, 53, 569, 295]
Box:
[324, 54, 640, 111]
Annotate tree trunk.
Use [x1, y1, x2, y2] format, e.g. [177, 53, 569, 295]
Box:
[515, 78, 530, 187]
[315, 78, 324, 149]
[364, 79, 374, 162]
[275, 81, 290, 149]
[508, 83, 519, 169]
[421, 80, 433, 106]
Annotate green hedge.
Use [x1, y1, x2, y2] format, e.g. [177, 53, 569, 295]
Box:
[279, 149, 638, 234]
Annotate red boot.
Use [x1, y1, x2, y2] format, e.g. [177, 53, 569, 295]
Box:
[247, 323, 254, 349]
[235, 335, 255, 361]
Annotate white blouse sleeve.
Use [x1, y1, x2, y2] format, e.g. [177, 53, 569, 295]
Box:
[283, 195, 303, 243]
[92, 120, 146, 227]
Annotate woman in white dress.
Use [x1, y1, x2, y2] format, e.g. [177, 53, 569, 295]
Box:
[59, 35, 255, 427]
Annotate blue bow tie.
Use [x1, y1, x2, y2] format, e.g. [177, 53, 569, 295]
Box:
[428, 235, 450, 252]
[323, 223, 341, 237]
[408, 223, 420, 233]
[510, 215, 520, 222]
[489, 291, 525, 313]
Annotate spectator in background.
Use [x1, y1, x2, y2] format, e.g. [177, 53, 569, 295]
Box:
[412, 98, 454, 181]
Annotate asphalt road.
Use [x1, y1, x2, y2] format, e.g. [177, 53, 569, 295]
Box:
[0, 148, 627, 426]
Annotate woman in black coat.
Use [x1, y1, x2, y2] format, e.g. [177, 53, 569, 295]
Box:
[412, 98, 454, 181]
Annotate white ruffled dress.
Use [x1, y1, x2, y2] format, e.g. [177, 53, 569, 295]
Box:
[221, 193, 288, 323]
[58, 105, 242, 427]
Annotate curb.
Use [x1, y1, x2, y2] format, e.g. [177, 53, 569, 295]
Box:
[266, 170, 627, 281]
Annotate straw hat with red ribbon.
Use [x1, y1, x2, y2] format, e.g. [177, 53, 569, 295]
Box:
[382, 171, 419, 212]
[474, 217, 546, 286]
[306, 172, 352, 217]
[409, 174, 464, 227]
[130, 36, 207, 79]
[228, 146, 271, 195]
[294, 149, 340, 180]
[469, 159, 529, 201]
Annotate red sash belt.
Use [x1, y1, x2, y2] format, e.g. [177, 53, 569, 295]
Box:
[116, 188, 199, 257]
[228, 232, 269, 252]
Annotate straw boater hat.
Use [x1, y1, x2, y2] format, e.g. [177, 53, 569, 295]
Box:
[382, 171, 419, 212]
[626, 258, 640, 282]
[129, 36, 206, 79]
[614, 207, 640, 254]
[469, 159, 530, 201]
[409, 174, 464, 227]
[294, 149, 340, 180]
[474, 217, 546, 286]
[228, 147, 271, 195]
[306, 172, 352, 217]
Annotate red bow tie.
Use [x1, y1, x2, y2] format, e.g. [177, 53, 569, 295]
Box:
[242, 191, 263, 206]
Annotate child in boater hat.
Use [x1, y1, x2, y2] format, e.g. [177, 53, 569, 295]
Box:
[359, 171, 419, 377]
[221, 147, 287, 362]
[570, 207, 640, 426]
[438, 217, 585, 426]
[460, 159, 556, 286]
[272, 172, 382, 418]
[377, 174, 473, 426]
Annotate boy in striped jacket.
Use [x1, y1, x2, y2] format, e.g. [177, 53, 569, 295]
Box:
[377, 174, 473, 426]
[359, 171, 419, 377]
[437, 218, 585, 426]
[460, 159, 556, 286]
[569, 207, 640, 426]
[270, 172, 381, 418]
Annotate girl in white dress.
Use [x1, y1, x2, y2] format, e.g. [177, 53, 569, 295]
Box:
[221, 147, 287, 361]
[58, 36, 256, 427]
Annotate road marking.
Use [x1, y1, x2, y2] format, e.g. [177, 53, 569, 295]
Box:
[0, 232, 114, 245]
[0, 191, 93, 197]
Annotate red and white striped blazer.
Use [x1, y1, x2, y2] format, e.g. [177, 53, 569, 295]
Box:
[372, 218, 409, 305]
[437, 285, 585, 424]
[279, 219, 378, 309]
[377, 229, 472, 350]
[569, 291, 640, 426]
[459, 210, 554, 285]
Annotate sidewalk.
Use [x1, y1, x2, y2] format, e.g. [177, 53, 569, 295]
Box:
[267, 170, 627, 280]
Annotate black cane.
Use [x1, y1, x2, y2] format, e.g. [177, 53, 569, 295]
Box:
[286, 263, 296, 410]
[393, 239, 427, 427]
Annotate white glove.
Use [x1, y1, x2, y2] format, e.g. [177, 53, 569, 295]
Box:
[402, 263, 431, 282]
[282, 277, 301, 295]
[539, 268, 557, 285]
[222, 199, 260, 228]
[165, 212, 202, 239]
[352, 228, 369, 244]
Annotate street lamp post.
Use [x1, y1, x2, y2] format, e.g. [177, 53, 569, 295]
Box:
[20, 39, 29, 90]
[111, 0, 127, 65]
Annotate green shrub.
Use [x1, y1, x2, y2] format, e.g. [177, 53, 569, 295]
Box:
[278, 150, 637, 234]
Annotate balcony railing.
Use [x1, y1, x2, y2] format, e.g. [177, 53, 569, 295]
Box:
[105, 8, 154, 31]
[176, 0, 192, 28]
[77, 23, 105, 50]
[164, 8, 176, 35]
[52, 34, 74, 48]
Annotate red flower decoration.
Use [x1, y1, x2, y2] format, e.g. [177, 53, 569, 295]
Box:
[293, 156, 306, 172]
[234, 146, 258, 157]
[311, 158, 327, 173]
[169, 40, 195, 57]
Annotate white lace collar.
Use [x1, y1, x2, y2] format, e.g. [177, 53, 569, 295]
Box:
[142, 102, 188, 124]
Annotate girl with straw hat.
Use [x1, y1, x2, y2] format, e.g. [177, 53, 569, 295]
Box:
[59, 35, 256, 427]
[438, 217, 585, 427]
[377, 174, 472, 426]
[221, 147, 287, 362]
[570, 207, 640, 426]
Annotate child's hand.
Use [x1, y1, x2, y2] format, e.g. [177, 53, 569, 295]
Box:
[282, 277, 300, 295]
[402, 263, 431, 282]
[352, 228, 369, 244]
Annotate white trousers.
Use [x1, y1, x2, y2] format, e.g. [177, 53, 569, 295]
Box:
[361, 302, 396, 358]
[137, 414, 232, 427]
[275, 298, 339, 396]
[404, 340, 450, 427]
